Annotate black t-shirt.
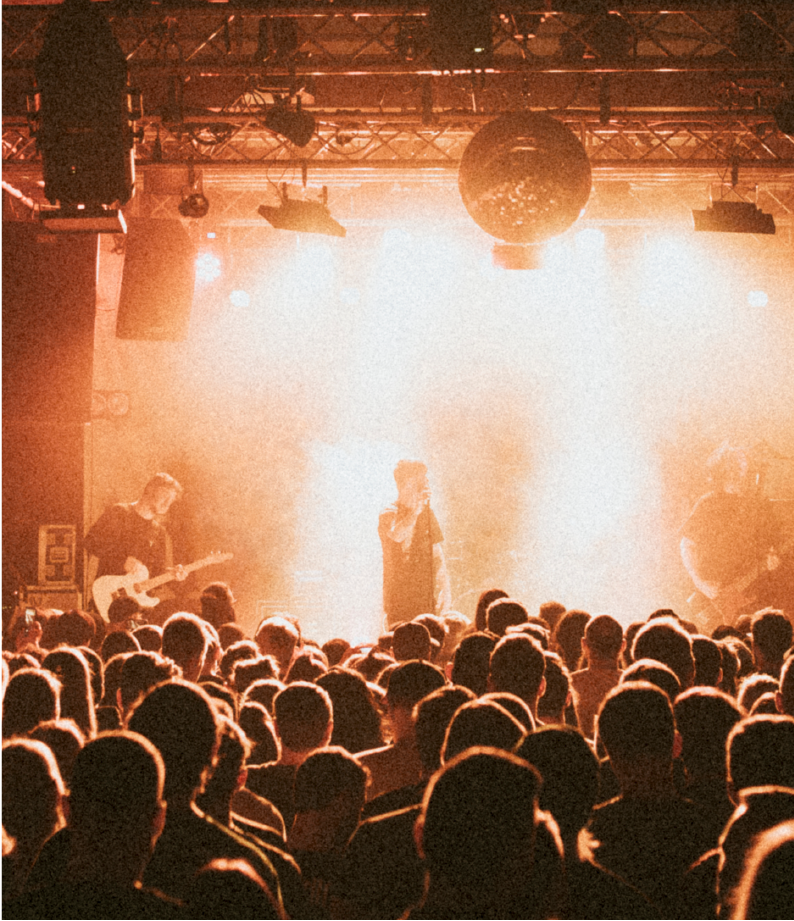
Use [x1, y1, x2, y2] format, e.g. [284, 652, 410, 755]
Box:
[379, 505, 443, 625]
[84, 503, 168, 578]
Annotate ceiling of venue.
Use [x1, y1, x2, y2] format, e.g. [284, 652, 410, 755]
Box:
[3, 1, 794, 226]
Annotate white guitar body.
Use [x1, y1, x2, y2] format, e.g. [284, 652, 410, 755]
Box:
[92, 565, 160, 621]
[92, 552, 233, 623]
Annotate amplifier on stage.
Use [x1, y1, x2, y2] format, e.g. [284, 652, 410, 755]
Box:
[38, 524, 77, 585]
[25, 585, 82, 612]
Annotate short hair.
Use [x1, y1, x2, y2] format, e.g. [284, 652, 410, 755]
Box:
[101, 629, 140, 662]
[752, 609, 793, 669]
[393, 459, 427, 488]
[316, 668, 383, 755]
[162, 613, 208, 671]
[420, 749, 541, 891]
[238, 703, 279, 765]
[597, 682, 675, 765]
[489, 634, 546, 702]
[539, 601, 566, 635]
[232, 656, 278, 695]
[119, 651, 178, 713]
[2, 668, 61, 738]
[188, 858, 280, 920]
[441, 700, 526, 763]
[481, 692, 535, 733]
[692, 635, 723, 687]
[133, 624, 163, 653]
[487, 598, 529, 637]
[621, 658, 681, 702]
[2, 738, 65, 844]
[220, 640, 259, 682]
[738, 674, 778, 713]
[517, 726, 599, 840]
[632, 617, 694, 689]
[128, 680, 219, 801]
[414, 685, 476, 774]
[554, 610, 591, 671]
[69, 731, 164, 843]
[475, 588, 509, 632]
[584, 615, 623, 661]
[673, 687, 742, 776]
[293, 747, 369, 812]
[392, 622, 432, 661]
[273, 682, 332, 753]
[54, 609, 96, 647]
[727, 715, 794, 793]
[254, 616, 300, 671]
[384, 660, 446, 711]
[200, 582, 236, 630]
[243, 678, 285, 715]
[142, 472, 183, 501]
[536, 652, 570, 721]
[29, 719, 85, 786]
[322, 638, 351, 668]
[218, 624, 245, 650]
[107, 596, 142, 626]
[450, 632, 496, 697]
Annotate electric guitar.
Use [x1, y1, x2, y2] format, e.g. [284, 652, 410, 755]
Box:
[689, 536, 793, 632]
[92, 551, 233, 623]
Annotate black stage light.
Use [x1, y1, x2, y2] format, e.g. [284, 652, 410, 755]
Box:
[258, 188, 345, 238]
[692, 200, 775, 235]
[265, 98, 315, 148]
[34, 0, 135, 231]
[179, 192, 210, 219]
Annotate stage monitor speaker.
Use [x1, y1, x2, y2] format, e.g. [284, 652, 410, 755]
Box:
[2, 221, 97, 423]
[116, 218, 196, 341]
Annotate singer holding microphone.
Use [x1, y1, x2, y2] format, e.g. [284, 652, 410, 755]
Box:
[379, 459, 452, 629]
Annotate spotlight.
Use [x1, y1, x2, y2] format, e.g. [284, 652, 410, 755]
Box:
[692, 200, 775, 235]
[34, 0, 136, 232]
[265, 97, 315, 148]
[258, 186, 346, 238]
[179, 192, 210, 219]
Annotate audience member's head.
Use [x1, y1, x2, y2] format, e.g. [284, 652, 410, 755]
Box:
[691, 634, 723, 687]
[162, 613, 208, 683]
[441, 699, 526, 762]
[29, 718, 85, 786]
[316, 668, 383, 755]
[489, 634, 546, 713]
[119, 651, 178, 715]
[220, 640, 258, 683]
[195, 716, 250, 821]
[487, 598, 529, 637]
[727, 715, 794, 797]
[101, 629, 140, 662]
[187, 858, 280, 920]
[597, 682, 677, 788]
[536, 652, 571, 724]
[481, 692, 535, 733]
[450, 632, 496, 697]
[133, 624, 163, 653]
[273, 681, 333, 757]
[217, 623, 245, 651]
[778, 655, 794, 717]
[128, 679, 219, 804]
[738, 674, 778, 713]
[414, 685, 476, 775]
[238, 702, 279, 765]
[243, 678, 285, 715]
[392, 622, 432, 662]
[632, 616, 695, 690]
[53, 609, 96, 648]
[539, 600, 567, 637]
[475, 588, 509, 632]
[621, 657, 681, 701]
[255, 615, 301, 677]
[384, 660, 446, 715]
[582, 614, 623, 666]
[42, 647, 97, 738]
[2, 667, 61, 738]
[674, 687, 742, 780]
[417, 749, 544, 915]
[232, 655, 279, 696]
[67, 731, 166, 884]
[751, 608, 793, 676]
[517, 725, 599, 844]
[554, 610, 591, 671]
[199, 581, 236, 631]
[322, 638, 351, 668]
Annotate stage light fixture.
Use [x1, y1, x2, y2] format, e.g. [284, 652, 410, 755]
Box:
[179, 192, 210, 219]
[265, 97, 315, 148]
[258, 186, 346, 238]
[692, 200, 775, 235]
[34, 0, 137, 233]
[458, 113, 592, 246]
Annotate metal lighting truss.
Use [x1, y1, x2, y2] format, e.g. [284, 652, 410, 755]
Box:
[3, 2, 794, 223]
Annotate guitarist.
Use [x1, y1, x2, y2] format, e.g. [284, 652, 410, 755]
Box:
[85, 473, 186, 622]
[680, 445, 789, 628]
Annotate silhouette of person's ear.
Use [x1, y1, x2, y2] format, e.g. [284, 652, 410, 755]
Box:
[672, 729, 683, 761]
[413, 813, 426, 860]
